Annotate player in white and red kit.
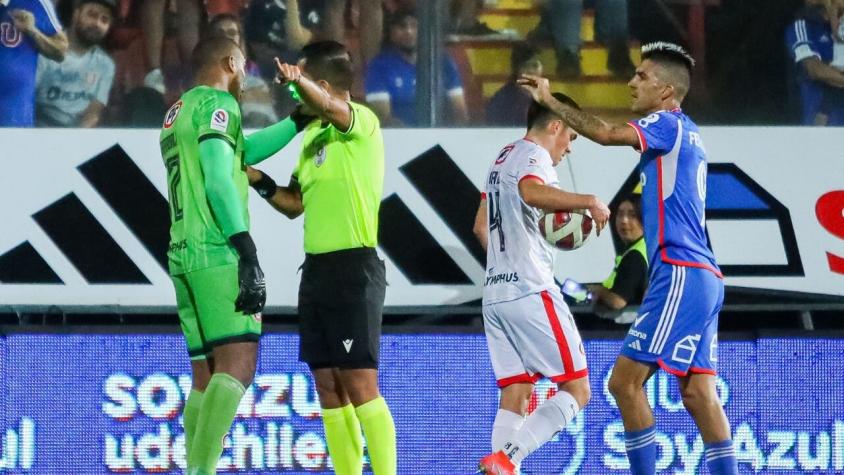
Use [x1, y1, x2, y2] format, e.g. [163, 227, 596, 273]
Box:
[473, 92, 610, 474]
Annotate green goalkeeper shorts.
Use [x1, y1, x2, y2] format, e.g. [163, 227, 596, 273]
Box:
[171, 263, 262, 360]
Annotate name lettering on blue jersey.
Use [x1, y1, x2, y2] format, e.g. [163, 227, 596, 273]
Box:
[688, 131, 705, 151]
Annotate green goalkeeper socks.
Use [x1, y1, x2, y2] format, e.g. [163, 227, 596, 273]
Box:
[183, 389, 204, 465]
[323, 404, 363, 474]
[187, 373, 246, 474]
[356, 397, 396, 475]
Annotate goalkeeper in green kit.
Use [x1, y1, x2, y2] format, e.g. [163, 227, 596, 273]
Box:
[158, 36, 311, 475]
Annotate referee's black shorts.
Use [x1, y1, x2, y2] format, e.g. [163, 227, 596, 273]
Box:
[298, 247, 386, 369]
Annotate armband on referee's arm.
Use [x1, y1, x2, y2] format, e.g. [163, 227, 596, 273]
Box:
[249, 169, 279, 199]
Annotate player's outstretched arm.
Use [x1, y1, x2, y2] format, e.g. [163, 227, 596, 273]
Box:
[473, 198, 488, 252]
[199, 139, 266, 314]
[244, 106, 315, 166]
[517, 74, 639, 148]
[246, 167, 304, 219]
[519, 178, 610, 235]
[274, 58, 353, 132]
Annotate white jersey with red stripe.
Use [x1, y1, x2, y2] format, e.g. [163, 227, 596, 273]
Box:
[482, 138, 559, 305]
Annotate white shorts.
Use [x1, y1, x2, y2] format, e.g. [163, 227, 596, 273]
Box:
[483, 289, 588, 388]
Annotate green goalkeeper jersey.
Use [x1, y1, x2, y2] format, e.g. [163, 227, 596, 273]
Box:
[159, 86, 248, 276]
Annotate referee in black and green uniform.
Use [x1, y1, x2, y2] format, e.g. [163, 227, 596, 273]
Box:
[247, 41, 395, 475]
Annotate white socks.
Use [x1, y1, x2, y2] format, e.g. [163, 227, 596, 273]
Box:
[492, 409, 525, 452]
[503, 391, 580, 464]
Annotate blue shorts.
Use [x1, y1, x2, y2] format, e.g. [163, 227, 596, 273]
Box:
[620, 263, 724, 376]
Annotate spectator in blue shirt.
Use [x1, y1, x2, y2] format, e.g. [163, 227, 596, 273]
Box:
[365, 9, 469, 126]
[786, 0, 844, 125]
[0, 0, 68, 127]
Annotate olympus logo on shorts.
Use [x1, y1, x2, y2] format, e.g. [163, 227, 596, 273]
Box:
[484, 272, 519, 286]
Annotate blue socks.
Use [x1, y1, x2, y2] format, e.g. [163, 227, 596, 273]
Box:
[705, 439, 738, 474]
[625, 428, 737, 474]
[624, 426, 657, 475]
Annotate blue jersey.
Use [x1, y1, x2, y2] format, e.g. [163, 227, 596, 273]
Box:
[364, 47, 463, 126]
[628, 109, 721, 278]
[0, 0, 62, 127]
[785, 8, 844, 125]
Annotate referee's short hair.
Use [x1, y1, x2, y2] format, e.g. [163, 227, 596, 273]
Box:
[526, 92, 580, 131]
[300, 41, 354, 92]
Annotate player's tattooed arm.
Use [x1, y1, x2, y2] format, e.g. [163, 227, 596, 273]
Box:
[517, 74, 639, 147]
[473, 199, 488, 252]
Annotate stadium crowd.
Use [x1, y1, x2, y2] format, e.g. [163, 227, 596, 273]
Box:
[1, 0, 843, 128]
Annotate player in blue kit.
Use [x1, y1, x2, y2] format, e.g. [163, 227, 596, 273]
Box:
[0, 0, 68, 127]
[519, 42, 738, 475]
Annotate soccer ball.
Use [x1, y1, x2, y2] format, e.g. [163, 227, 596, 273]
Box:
[539, 210, 593, 250]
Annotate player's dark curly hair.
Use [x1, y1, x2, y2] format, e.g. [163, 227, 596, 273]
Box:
[526, 92, 580, 130]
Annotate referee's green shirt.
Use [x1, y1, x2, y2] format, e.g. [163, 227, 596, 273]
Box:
[293, 101, 384, 254]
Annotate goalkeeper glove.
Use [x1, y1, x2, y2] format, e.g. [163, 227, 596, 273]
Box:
[229, 231, 266, 315]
